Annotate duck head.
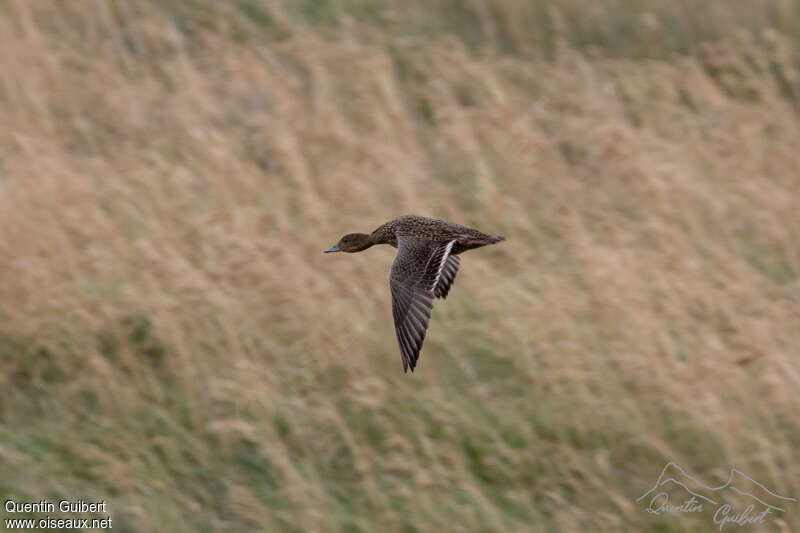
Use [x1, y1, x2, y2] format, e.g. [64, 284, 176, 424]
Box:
[324, 233, 373, 253]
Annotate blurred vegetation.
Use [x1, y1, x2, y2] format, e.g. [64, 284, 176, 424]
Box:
[1, 1, 799, 532]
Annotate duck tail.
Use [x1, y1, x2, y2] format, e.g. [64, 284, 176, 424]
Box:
[489, 235, 505, 244]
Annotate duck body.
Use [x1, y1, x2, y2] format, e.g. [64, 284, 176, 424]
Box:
[369, 215, 504, 254]
[324, 215, 504, 373]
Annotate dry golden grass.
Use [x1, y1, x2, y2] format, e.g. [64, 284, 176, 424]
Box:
[1, 1, 799, 532]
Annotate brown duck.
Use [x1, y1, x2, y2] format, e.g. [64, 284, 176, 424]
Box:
[324, 215, 504, 373]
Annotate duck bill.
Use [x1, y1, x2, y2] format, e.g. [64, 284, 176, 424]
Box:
[323, 244, 340, 253]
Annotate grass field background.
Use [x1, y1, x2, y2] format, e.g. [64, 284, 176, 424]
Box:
[1, 1, 799, 531]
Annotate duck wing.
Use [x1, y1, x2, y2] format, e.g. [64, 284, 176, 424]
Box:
[434, 254, 460, 299]
[389, 236, 455, 372]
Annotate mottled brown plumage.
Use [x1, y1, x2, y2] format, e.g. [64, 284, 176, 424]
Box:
[324, 215, 504, 373]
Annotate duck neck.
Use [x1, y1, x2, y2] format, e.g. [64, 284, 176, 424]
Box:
[370, 226, 393, 246]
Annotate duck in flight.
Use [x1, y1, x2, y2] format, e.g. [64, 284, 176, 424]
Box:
[324, 215, 504, 373]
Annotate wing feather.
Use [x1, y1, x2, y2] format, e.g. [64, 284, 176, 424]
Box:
[390, 237, 455, 372]
[434, 254, 461, 299]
